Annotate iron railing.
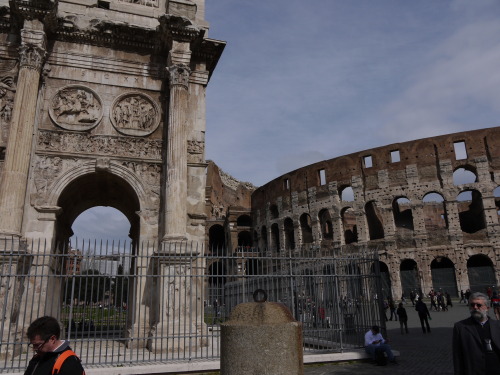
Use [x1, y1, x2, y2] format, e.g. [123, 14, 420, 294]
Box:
[0, 238, 384, 372]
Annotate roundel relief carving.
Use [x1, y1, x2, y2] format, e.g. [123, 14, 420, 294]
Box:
[49, 85, 103, 131]
[111, 92, 160, 136]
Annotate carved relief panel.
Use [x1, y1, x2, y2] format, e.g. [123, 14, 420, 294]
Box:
[0, 60, 18, 147]
[111, 92, 160, 137]
[49, 85, 103, 131]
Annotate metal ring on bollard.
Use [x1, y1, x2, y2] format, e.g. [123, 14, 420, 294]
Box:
[253, 289, 267, 303]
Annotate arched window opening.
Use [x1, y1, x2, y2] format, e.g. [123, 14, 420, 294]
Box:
[400, 259, 420, 297]
[300, 213, 313, 244]
[365, 201, 384, 240]
[270, 205, 279, 219]
[237, 215, 252, 227]
[423, 192, 448, 234]
[345, 263, 362, 298]
[457, 190, 486, 234]
[209, 224, 226, 254]
[319, 209, 333, 240]
[208, 261, 227, 312]
[260, 226, 268, 250]
[371, 261, 391, 298]
[453, 167, 477, 186]
[494, 186, 500, 216]
[430, 257, 458, 297]
[237, 231, 252, 247]
[271, 223, 280, 252]
[340, 186, 354, 202]
[393, 197, 414, 230]
[284, 218, 295, 250]
[467, 255, 496, 293]
[342, 207, 357, 244]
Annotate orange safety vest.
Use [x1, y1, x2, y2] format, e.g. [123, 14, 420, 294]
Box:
[52, 350, 85, 375]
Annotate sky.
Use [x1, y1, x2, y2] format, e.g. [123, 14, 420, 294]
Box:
[72, 0, 500, 241]
[205, 0, 500, 186]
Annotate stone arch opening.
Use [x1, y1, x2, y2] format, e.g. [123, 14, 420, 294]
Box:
[365, 201, 384, 240]
[260, 225, 268, 250]
[300, 213, 313, 244]
[467, 254, 496, 293]
[341, 207, 357, 244]
[371, 261, 391, 298]
[453, 166, 478, 185]
[393, 197, 414, 230]
[208, 261, 227, 306]
[345, 263, 362, 298]
[340, 186, 354, 202]
[237, 215, 252, 227]
[430, 257, 458, 296]
[56, 172, 140, 247]
[457, 190, 486, 234]
[318, 209, 333, 240]
[494, 186, 500, 216]
[209, 224, 226, 254]
[400, 259, 420, 296]
[271, 223, 280, 252]
[422, 192, 448, 239]
[284, 217, 295, 250]
[269, 204, 279, 219]
[237, 230, 252, 247]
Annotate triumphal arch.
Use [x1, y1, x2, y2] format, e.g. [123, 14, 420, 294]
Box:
[0, 0, 224, 357]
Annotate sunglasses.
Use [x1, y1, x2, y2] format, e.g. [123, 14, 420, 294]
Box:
[28, 337, 50, 351]
[469, 303, 485, 308]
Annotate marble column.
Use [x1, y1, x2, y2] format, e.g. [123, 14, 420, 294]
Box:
[162, 64, 190, 242]
[0, 23, 46, 238]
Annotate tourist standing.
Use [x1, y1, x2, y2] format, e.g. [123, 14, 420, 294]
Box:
[24, 316, 85, 375]
[415, 298, 432, 333]
[453, 292, 500, 375]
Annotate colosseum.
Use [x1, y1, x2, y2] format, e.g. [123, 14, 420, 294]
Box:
[206, 126, 500, 299]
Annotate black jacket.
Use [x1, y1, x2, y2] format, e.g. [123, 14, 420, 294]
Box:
[453, 317, 500, 375]
[24, 341, 84, 375]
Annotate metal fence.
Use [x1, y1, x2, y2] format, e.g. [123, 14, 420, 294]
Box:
[0, 238, 384, 372]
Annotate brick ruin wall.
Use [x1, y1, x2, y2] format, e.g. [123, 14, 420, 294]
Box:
[249, 127, 500, 298]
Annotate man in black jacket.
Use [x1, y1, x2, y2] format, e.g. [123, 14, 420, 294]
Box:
[415, 297, 431, 333]
[453, 292, 500, 375]
[24, 316, 85, 375]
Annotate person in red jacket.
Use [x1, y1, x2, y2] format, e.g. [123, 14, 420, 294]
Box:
[24, 316, 85, 375]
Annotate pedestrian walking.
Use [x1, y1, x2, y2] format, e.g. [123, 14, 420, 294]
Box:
[415, 298, 432, 333]
[396, 302, 409, 334]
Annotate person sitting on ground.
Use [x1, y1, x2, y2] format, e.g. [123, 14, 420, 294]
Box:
[364, 325, 397, 364]
[24, 316, 85, 375]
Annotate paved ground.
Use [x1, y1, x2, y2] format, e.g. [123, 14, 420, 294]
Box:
[304, 299, 474, 375]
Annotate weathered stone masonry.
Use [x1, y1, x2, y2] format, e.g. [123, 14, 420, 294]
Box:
[248, 127, 500, 298]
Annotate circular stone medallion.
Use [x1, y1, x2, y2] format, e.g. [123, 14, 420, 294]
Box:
[49, 85, 103, 131]
[111, 92, 160, 137]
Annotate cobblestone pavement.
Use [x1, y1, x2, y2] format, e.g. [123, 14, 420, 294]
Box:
[304, 300, 478, 375]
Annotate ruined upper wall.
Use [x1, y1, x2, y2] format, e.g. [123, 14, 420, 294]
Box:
[206, 161, 255, 221]
[252, 127, 500, 209]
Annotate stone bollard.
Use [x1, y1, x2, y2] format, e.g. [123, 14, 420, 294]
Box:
[220, 289, 303, 375]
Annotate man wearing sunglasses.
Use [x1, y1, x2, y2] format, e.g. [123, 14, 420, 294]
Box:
[24, 316, 85, 375]
[453, 292, 500, 375]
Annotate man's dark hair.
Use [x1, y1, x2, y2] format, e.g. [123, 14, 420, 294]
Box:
[26, 316, 61, 340]
[371, 325, 380, 333]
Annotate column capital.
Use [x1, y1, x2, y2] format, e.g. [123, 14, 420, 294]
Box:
[19, 29, 47, 71]
[167, 64, 191, 89]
